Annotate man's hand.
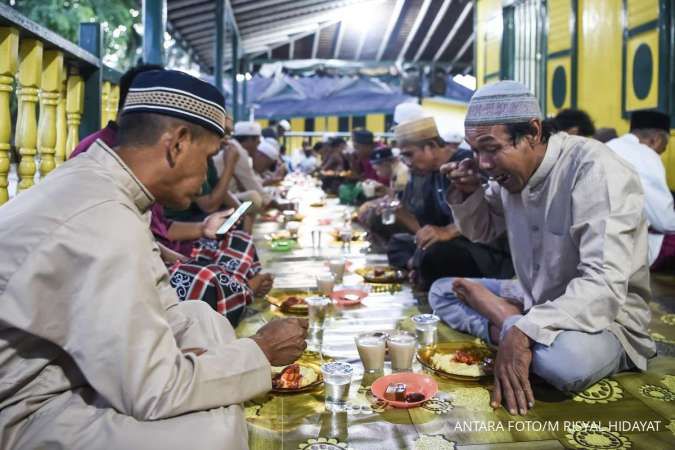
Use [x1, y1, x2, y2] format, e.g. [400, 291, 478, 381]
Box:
[224, 144, 239, 166]
[492, 326, 535, 416]
[440, 157, 481, 201]
[201, 209, 234, 239]
[250, 318, 309, 366]
[415, 225, 459, 250]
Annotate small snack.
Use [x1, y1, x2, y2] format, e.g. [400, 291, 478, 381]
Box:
[384, 383, 406, 402]
[281, 296, 307, 310]
[373, 268, 385, 277]
[404, 392, 425, 403]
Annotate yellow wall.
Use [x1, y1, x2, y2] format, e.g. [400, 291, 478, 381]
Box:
[365, 114, 385, 133]
[476, 0, 503, 87]
[421, 98, 468, 136]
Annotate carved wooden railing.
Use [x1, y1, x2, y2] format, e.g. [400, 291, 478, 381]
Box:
[0, 4, 122, 204]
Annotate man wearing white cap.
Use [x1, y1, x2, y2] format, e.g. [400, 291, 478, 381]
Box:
[429, 80, 655, 415]
[226, 121, 274, 210]
[393, 101, 428, 125]
[253, 138, 284, 186]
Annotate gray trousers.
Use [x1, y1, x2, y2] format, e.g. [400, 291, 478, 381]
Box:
[428, 277, 633, 393]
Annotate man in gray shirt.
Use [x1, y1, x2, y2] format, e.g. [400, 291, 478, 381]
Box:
[429, 81, 655, 416]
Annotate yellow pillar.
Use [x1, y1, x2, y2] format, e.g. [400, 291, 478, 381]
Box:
[16, 38, 43, 192]
[55, 65, 67, 165]
[101, 80, 111, 128]
[109, 83, 119, 121]
[0, 27, 19, 204]
[65, 67, 84, 158]
[38, 50, 63, 178]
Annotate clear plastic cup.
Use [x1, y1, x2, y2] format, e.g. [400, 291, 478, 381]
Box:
[305, 295, 331, 330]
[316, 274, 335, 296]
[412, 314, 440, 348]
[328, 258, 346, 283]
[355, 332, 386, 373]
[321, 362, 353, 412]
[387, 331, 417, 372]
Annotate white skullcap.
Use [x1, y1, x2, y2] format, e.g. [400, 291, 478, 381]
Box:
[278, 119, 291, 131]
[234, 121, 262, 136]
[394, 102, 428, 125]
[441, 130, 464, 144]
[458, 140, 471, 151]
[257, 138, 279, 160]
[465, 80, 543, 127]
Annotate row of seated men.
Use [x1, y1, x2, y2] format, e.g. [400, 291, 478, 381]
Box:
[0, 62, 671, 448]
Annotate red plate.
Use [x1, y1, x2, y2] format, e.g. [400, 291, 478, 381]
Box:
[329, 289, 367, 306]
[371, 373, 438, 408]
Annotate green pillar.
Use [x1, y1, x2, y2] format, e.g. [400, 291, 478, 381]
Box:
[78, 22, 101, 138]
[214, 0, 225, 93]
[231, 32, 239, 122]
[143, 0, 166, 65]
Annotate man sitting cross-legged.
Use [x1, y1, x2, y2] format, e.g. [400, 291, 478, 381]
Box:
[429, 80, 655, 416]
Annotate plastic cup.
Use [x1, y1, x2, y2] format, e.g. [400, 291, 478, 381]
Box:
[388, 331, 417, 372]
[355, 332, 386, 373]
[412, 314, 440, 348]
[321, 362, 353, 412]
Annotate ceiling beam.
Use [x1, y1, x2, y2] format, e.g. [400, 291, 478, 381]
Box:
[396, 0, 432, 62]
[173, 13, 216, 29]
[237, 0, 328, 22]
[237, 0, 365, 30]
[447, 33, 475, 71]
[168, 0, 211, 11]
[241, 19, 339, 50]
[312, 28, 320, 58]
[236, 0, 291, 14]
[376, 0, 405, 61]
[170, 3, 214, 20]
[353, 21, 370, 60]
[413, 0, 452, 62]
[289, 39, 295, 59]
[333, 21, 344, 59]
[432, 0, 472, 62]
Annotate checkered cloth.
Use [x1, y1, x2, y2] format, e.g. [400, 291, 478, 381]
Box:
[168, 230, 261, 326]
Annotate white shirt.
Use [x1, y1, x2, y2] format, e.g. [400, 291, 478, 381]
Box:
[607, 133, 675, 264]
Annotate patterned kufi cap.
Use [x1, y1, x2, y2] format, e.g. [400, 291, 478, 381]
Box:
[464, 80, 542, 127]
[121, 69, 226, 137]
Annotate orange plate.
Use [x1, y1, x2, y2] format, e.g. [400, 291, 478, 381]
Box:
[329, 289, 367, 306]
[371, 373, 438, 408]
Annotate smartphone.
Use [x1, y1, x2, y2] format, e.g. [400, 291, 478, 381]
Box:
[215, 201, 253, 238]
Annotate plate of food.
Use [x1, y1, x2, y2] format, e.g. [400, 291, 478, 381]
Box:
[371, 372, 437, 408]
[309, 200, 326, 207]
[355, 266, 406, 283]
[266, 230, 294, 241]
[266, 292, 309, 314]
[417, 342, 494, 381]
[271, 362, 323, 393]
[329, 288, 367, 306]
[269, 239, 295, 252]
[329, 229, 365, 242]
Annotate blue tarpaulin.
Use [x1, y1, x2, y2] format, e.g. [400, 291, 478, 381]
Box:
[221, 74, 473, 120]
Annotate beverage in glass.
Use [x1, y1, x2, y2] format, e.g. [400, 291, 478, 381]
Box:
[381, 198, 400, 225]
[411, 314, 440, 348]
[316, 274, 335, 295]
[355, 332, 386, 373]
[305, 295, 331, 330]
[328, 258, 346, 283]
[388, 331, 416, 372]
[321, 362, 353, 412]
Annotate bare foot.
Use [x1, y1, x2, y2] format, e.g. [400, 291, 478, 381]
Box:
[452, 278, 523, 329]
[250, 273, 274, 297]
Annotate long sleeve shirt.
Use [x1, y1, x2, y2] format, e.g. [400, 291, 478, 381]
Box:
[0, 141, 271, 441]
[448, 132, 655, 370]
[607, 133, 675, 264]
[225, 139, 272, 206]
